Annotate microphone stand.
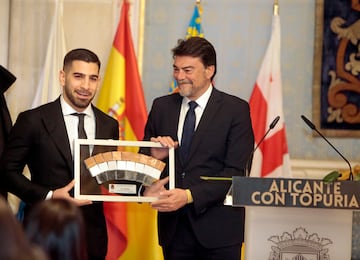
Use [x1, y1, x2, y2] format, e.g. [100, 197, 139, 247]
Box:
[245, 116, 280, 177]
[225, 116, 281, 205]
[301, 115, 353, 180]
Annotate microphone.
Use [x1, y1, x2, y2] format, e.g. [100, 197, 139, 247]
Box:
[245, 116, 280, 176]
[300, 115, 353, 180]
[254, 116, 280, 153]
[224, 116, 280, 205]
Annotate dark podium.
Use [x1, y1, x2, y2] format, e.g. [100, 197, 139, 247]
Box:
[228, 176, 358, 259]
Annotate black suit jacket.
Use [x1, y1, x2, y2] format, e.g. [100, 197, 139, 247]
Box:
[0, 65, 16, 199]
[143, 88, 254, 248]
[0, 98, 119, 258]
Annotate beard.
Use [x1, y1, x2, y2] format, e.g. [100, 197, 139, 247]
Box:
[177, 80, 193, 97]
[64, 85, 94, 110]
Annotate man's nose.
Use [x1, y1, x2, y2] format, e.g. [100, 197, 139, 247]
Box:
[176, 70, 186, 80]
[81, 77, 91, 89]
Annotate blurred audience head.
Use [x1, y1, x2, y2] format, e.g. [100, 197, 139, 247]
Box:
[24, 198, 87, 260]
[0, 196, 46, 260]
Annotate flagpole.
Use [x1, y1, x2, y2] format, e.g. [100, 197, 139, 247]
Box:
[138, 0, 145, 77]
[273, 0, 279, 15]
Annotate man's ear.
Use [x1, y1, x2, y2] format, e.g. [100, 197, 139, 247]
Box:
[59, 70, 65, 86]
[206, 65, 215, 79]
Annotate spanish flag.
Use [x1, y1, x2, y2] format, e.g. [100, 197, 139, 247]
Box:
[97, 1, 162, 259]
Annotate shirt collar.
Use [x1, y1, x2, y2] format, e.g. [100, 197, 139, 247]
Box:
[182, 84, 213, 110]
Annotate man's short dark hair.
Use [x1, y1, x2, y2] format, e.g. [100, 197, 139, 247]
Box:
[63, 48, 101, 72]
[172, 37, 217, 80]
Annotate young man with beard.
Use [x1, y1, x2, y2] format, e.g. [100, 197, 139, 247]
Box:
[0, 48, 119, 260]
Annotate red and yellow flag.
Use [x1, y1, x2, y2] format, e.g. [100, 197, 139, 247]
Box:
[97, 1, 162, 259]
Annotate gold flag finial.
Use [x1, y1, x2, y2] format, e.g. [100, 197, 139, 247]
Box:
[196, 0, 201, 3]
[273, 0, 279, 15]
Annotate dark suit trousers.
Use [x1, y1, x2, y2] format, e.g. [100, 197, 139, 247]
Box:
[81, 203, 107, 260]
[162, 213, 241, 260]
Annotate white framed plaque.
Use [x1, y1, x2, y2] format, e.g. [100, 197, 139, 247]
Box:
[74, 139, 174, 202]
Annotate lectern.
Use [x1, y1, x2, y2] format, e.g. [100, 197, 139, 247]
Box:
[229, 176, 359, 260]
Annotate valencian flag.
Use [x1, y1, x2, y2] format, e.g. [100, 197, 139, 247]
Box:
[248, 6, 292, 178]
[169, 1, 204, 93]
[185, 1, 204, 39]
[97, 1, 162, 260]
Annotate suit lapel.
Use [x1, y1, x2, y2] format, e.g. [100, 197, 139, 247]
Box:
[93, 106, 102, 140]
[93, 107, 105, 155]
[163, 95, 185, 166]
[41, 99, 73, 172]
[169, 96, 182, 141]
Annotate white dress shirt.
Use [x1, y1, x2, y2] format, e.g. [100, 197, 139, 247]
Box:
[177, 85, 213, 144]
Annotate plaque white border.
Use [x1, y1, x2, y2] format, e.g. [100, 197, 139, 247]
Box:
[74, 139, 174, 202]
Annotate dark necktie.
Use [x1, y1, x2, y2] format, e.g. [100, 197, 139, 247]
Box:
[73, 113, 96, 194]
[74, 113, 90, 158]
[180, 101, 198, 161]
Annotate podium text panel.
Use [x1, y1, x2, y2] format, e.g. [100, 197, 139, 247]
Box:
[244, 207, 352, 260]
